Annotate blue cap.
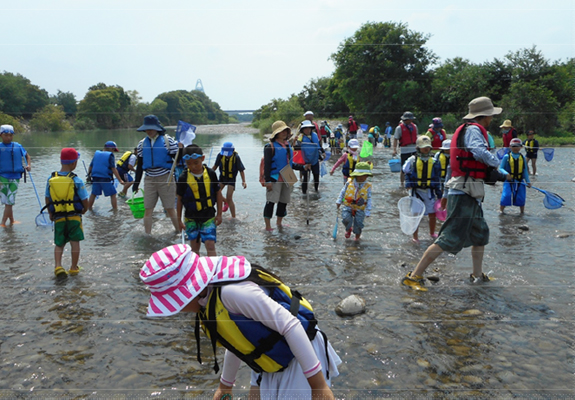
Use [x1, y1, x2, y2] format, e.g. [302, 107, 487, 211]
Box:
[221, 141, 234, 157]
[104, 141, 119, 151]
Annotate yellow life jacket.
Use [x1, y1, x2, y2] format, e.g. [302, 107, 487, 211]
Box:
[116, 151, 135, 170]
[197, 268, 317, 374]
[416, 156, 433, 188]
[343, 180, 371, 210]
[48, 172, 81, 217]
[438, 152, 448, 178]
[509, 154, 525, 181]
[221, 152, 236, 179]
[186, 166, 213, 211]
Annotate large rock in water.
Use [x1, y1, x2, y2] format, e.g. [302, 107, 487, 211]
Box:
[335, 295, 366, 316]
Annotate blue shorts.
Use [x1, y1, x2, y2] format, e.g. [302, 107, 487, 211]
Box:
[120, 172, 134, 183]
[184, 217, 217, 243]
[91, 180, 117, 197]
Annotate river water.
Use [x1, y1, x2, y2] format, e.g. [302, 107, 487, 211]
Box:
[1, 124, 574, 399]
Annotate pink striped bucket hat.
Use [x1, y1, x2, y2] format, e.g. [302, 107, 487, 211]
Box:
[140, 244, 251, 317]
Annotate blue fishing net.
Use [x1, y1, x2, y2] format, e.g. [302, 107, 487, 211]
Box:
[543, 191, 565, 210]
[542, 148, 554, 162]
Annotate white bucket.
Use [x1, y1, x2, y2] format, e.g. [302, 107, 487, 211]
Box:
[397, 196, 425, 235]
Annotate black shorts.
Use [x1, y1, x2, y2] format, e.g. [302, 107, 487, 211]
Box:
[400, 151, 416, 166]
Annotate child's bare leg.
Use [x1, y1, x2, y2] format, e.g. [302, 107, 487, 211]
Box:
[264, 217, 273, 231]
[499, 205, 505, 213]
[165, 208, 180, 232]
[70, 241, 81, 270]
[429, 213, 436, 235]
[110, 194, 118, 210]
[520, 206, 525, 214]
[532, 159, 537, 175]
[1, 205, 13, 225]
[276, 216, 283, 227]
[190, 239, 201, 255]
[54, 245, 64, 267]
[204, 240, 216, 257]
[226, 185, 236, 218]
[412, 227, 419, 242]
[87, 194, 97, 211]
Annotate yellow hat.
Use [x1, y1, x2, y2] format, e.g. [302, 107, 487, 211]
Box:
[500, 119, 513, 128]
[270, 121, 291, 140]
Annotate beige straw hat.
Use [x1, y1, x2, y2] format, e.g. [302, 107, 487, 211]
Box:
[270, 120, 291, 139]
[463, 97, 502, 119]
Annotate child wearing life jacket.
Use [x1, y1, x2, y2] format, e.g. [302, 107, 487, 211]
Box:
[403, 136, 443, 243]
[211, 142, 246, 218]
[336, 162, 373, 240]
[176, 145, 223, 256]
[140, 244, 340, 399]
[433, 139, 451, 192]
[116, 147, 138, 198]
[384, 122, 392, 148]
[87, 141, 124, 211]
[0, 124, 31, 227]
[425, 117, 447, 151]
[45, 148, 89, 278]
[330, 139, 361, 183]
[500, 138, 531, 214]
[523, 130, 539, 176]
[333, 124, 344, 155]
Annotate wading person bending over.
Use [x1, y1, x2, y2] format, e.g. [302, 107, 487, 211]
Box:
[401, 97, 511, 291]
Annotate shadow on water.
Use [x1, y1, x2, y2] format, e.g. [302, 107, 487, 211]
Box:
[1, 126, 573, 397]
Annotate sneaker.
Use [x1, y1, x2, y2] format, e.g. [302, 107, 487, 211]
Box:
[470, 273, 492, 282]
[401, 272, 427, 291]
[222, 202, 229, 212]
[344, 228, 352, 239]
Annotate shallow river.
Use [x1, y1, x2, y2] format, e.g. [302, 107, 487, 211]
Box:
[1, 124, 574, 398]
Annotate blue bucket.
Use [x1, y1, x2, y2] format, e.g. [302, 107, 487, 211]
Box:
[389, 158, 401, 173]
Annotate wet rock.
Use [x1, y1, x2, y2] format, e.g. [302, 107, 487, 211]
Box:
[517, 225, 529, 231]
[556, 233, 569, 238]
[462, 309, 483, 316]
[463, 375, 483, 384]
[416, 359, 430, 368]
[294, 235, 301, 240]
[335, 295, 366, 316]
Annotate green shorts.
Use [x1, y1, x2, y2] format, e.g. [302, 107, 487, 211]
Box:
[54, 215, 84, 247]
[435, 194, 489, 255]
[0, 177, 19, 206]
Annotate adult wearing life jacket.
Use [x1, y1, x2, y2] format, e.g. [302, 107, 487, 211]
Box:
[263, 121, 296, 232]
[523, 130, 539, 175]
[426, 117, 447, 150]
[211, 142, 247, 218]
[402, 97, 511, 291]
[295, 120, 324, 194]
[392, 111, 418, 186]
[87, 141, 125, 211]
[499, 138, 531, 214]
[116, 147, 138, 198]
[500, 119, 518, 148]
[133, 115, 181, 234]
[140, 244, 340, 399]
[0, 124, 31, 227]
[347, 116, 359, 139]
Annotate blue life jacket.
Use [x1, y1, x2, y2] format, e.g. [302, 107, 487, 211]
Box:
[300, 133, 320, 165]
[269, 141, 292, 177]
[0, 142, 25, 177]
[142, 135, 172, 170]
[91, 151, 114, 179]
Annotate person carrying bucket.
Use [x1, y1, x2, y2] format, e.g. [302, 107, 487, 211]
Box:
[499, 138, 531, 214]
[139, 244, 340, 399]
[132, 115, 181, 234]
[336, 162, 372, 240]
[44, 148, 89, 278]
[117, 147, 138, 198]
[0, 124, 31, 227]
[402, 136, 443, 243]
[401, 97, 512, 291]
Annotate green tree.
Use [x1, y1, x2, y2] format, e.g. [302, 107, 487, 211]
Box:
[153, 90, 229, 125]
[330, 21, 437, 124]
[0, 112, 24, 133]
[0, 72, 49, 118]
[77, 83, 131, 129]
[51, 90, 77, 117]
[297, 76, 349, 118]
[30, 104, 72, 132]
[252, 96, 303, 134]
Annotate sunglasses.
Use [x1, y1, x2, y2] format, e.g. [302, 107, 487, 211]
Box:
[182, 153, 203, 160]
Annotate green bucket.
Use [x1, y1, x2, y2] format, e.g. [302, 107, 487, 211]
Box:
[127, 190, 145, 219]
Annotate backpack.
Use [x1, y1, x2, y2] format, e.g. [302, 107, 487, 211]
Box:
[259, 144, 275, 187]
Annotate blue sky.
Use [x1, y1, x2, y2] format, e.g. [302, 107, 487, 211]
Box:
[2, 0, 573, 110]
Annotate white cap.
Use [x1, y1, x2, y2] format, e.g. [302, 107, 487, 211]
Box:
[348, 139, 360, 148]
[0, 124, 15, 134]
[303, 111, 314, 116]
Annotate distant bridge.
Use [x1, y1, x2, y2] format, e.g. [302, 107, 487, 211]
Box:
[223, 110, 255, 113]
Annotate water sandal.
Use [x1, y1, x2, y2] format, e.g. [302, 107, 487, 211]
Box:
[222, 202, 229, 212]
[54, 266, 68, 278]
[68, 266, 82, 276]
[470, 273, 493, 283]
[401, 272, 427, 291]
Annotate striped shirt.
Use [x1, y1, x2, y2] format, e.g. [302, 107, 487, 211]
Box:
[136, 134, 178, 177]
